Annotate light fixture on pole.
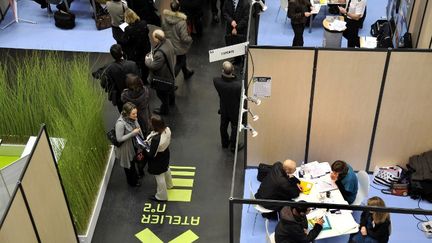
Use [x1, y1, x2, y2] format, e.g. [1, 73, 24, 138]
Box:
[240, 124, 258, 137]
[243, 94, 262, 106]
[243, 108, 259, 121]
[252, 0, 268, 12]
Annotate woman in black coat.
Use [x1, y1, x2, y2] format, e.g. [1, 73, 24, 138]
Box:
[287, 0, 312, 46]
[145, 116, 173, 202]
[124, 9, 151, 81]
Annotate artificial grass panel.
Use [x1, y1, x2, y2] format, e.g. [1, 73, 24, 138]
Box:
[0, 156, 19, 169]
[0, 145, 25, 156]
[167, 189, 192, 202]
[172, 178, 194, 187]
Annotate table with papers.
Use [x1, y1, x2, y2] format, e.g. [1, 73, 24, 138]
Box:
[295, 161, 359, 240]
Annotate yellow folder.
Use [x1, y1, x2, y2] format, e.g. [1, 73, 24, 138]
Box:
[300, 180, 314, 195]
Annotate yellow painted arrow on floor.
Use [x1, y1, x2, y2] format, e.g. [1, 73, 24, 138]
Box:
[135, 228, 199, 243]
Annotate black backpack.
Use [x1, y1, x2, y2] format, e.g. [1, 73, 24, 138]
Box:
[376, 22, 393, 48]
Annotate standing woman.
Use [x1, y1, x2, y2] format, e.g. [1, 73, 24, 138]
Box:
[107, 0, 128, 46]
[351, 196, 391, 243]
[124, 9, 151, 81]
[287, 0, 312, 46]
[121, 74, 152, 136]
[115, 102, 143, 187]
[145, 115, 173, 202]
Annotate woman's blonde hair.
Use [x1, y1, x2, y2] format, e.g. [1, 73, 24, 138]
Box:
[124, 9, 140, 24]
[367, 196, 390, 224]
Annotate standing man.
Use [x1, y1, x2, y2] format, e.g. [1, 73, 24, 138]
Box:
[145, 30, 177, 115]
[223, 0, 249, 47]
[213, 61, 241, 152]
[162, 0, 194, 79]
[105, 44, 140, 113]
[338, 0, 367, 47]
[107, 0, 128, 46]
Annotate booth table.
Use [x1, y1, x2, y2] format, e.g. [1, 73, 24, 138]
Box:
[308, 0, 347, 33]
[294, 161, 359, 240]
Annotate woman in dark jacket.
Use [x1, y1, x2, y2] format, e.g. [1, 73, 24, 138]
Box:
[351, 196, 391, 243]
[275, 204, 323, 243]
[121, 74, 152, 136]
[287, 0, 312, 46]
[124, 9, 151, 81]
[145, 115, 173, 202]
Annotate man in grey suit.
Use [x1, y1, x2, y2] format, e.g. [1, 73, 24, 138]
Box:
[145, 29, 177, 115]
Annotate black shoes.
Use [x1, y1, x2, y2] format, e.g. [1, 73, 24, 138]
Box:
[230, 143, 244, 153]
[149, 195, 167, 202]
[184, 70, 194, 79]
[212, 14, 220, 23]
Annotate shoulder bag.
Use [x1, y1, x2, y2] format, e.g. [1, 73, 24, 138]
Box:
[106, 128, 123, 147]
[150, 49, 176, 92]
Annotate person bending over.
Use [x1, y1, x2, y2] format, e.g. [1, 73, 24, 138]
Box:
[330, 160, 358, 204]
[275, 204, 324, 243]
[351, 196, 391, 243]
[255, 160, 301, 218]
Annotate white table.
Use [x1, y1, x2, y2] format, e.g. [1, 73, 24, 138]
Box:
[294, 161, 359, 240]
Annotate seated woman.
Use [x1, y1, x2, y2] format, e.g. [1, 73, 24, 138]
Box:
[330, 160, 358, 204]
[351, 196, 391, 243]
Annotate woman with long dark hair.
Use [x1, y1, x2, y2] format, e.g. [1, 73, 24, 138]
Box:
[145, 115, 173, 202]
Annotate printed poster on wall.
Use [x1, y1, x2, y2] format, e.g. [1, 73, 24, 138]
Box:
[253, 77, 272, 98]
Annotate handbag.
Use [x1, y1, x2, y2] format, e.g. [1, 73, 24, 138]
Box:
[150, 49, 176, 91]
[54, 10, 75, 29]
[373, 166, 402, 187]
[96, 13, 111, 30]
[106, 129, 123, 147]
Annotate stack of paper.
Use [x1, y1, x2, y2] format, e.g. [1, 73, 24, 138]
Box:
[329, 20, 346, 31]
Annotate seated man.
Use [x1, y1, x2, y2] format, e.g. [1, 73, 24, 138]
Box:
[330, 160, 358, 204]
[255, 159, 301, 215]
[275, 203, 323, 243]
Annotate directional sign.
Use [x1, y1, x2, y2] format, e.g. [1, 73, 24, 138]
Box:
[208, 42, 249, 63]
[135, 228, 199, 243]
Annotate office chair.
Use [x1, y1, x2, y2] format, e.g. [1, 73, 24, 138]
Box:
[265, 219, 276, 243]
[248, 180, 275, 235]
[352, 170, 370, 205]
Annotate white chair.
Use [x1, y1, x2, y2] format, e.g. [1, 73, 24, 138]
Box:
[352, 170, 370, 205]
[248, 180, 275, 235]
[275, 0, 289, 23]
[265, 219, 276, 243]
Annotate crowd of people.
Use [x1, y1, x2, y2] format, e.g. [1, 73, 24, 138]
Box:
[92, 0, 246, 201]
[255, 160, 391, 243]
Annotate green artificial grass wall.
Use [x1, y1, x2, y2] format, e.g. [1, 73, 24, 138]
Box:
[0, 52, 109, 234]
[0, 145, 25, 169]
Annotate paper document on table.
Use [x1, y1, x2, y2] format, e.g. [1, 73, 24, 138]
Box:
[316, 180, 338, 192]
[328, 20, 346, 31]
[332, 213, 358, 234]
[308, 162, 331, 178]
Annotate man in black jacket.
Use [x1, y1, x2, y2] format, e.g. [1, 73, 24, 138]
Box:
[255, 160, 301, 212]
[275, 205, 324, 243]
[105, 44, 140, 113]
[223, 0, 249, 43]
[213, 61, 241, 152]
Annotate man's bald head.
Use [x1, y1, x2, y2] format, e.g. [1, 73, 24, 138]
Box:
[282, 159, 297, 175]
[222, 61, 234, 75]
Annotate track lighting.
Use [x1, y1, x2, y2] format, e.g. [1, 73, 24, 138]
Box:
[243, 94, 261, 106]
[243, 108, 259, 121]
[240, 124, 258, 137]
[252, 0, 268, 12]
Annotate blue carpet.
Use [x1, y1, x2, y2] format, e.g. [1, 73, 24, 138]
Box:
[0, 0, 113, 52]
[257, 0, 388, 47]
[241, 168, 432, 243]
